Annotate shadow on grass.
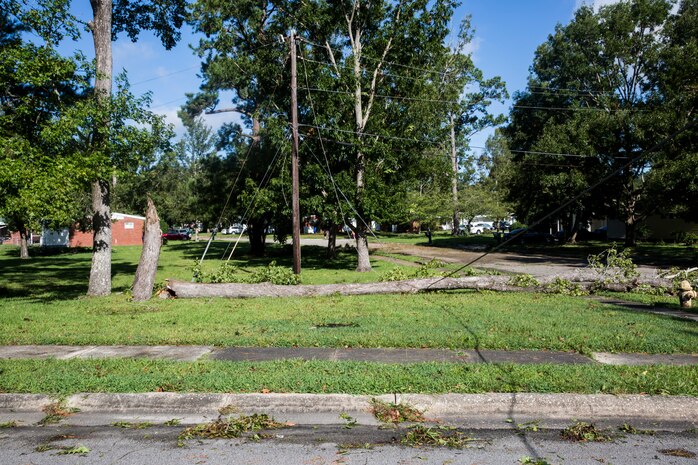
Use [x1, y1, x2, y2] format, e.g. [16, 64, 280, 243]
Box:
[176, 240, 359, 272]
[0, 246, 137, 302]
[437, 303, 547, 461]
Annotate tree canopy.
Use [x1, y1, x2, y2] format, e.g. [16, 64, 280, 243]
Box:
[502, 0, 694, 244]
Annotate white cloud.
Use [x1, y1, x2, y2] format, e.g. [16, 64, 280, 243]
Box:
[156, 107, 185, 138]
[113, 41, 156, 66]
[574, 0, 619, 11]
[153, 105, 244, 141]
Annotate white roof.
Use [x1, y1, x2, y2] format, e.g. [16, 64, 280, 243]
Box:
[112, 212, 146, 221]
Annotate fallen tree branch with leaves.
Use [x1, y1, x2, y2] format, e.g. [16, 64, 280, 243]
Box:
[164, 274, 673, 299]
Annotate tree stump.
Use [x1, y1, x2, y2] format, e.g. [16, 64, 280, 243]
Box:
[132, 196, 162, 301]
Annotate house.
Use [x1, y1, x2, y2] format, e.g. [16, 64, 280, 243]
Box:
[6, 213, 146, 248]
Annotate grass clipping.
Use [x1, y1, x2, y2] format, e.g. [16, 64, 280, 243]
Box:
[560, 421, 613, 442]
[402, 425, 481, 448]
[178, 414, 290, 446]
[370, 399, 425, 424]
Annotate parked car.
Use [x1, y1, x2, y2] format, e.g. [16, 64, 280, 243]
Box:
[228, 224, 246, 235]
[504, 228, 555, 244]
[176, 228, 193, 237]
[470, 222, 493, 234]
[162, 229, 190, 241]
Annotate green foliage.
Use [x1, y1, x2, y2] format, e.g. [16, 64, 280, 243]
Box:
[544, 277, 587, 296]
[250, 261, 301, 285]
[192, 261, 241, 284]
[57, 445, 90, 456]
[370, 399, 424, 424]
[379, 268, 411, 282]
[503, 0, 682, 244]
[193, 260, 300, 285]
[673, 232, 698, 246]
[588, 244, 640, 283]
[520, 458, 552, 465]
[178, 414, 287, 446]
[112, 421, 153, 429]
[380, 259, 445, 281]
[560, 421, 613, 442]
[401, 425, 479, 448]
[509, 274, 540, 288]
[618, 422, 655, 436]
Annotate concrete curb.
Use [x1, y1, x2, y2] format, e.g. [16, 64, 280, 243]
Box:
[1, 393, 696, 428]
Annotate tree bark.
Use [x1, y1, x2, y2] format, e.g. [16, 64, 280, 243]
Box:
[450, 112, 459, 234]
[132, 197, 162, 301]
[18, 223, 29, 260]
[248, 218, 266, 257]
[87, 0, 113, 297]
[88, 179, 112, 295]
[326, 222, 337, 259]
[166, 275, 672, 299]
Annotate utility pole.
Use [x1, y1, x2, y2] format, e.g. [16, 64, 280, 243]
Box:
[450, 112, 459, 234]
[290, 30, 301, 274]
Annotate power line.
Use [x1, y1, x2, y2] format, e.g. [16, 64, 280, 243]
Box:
[130, 65, 199, 87]
[298, 55, 449, 85]
[197, 141, 255, 266]
[512, 104, 646, 113]
[526, 85, 616, 96]
[298, 41, 349, 231]
[300, 86, 462, 106]
[224, 140, 286, 261]
[298, 123, 445, 146]
[299, 123, 623, 160]
[298, 37, 457, 79]
[509, 149, 629, 159]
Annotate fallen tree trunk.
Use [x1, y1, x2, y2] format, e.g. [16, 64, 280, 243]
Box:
[165, 275, 673, 299]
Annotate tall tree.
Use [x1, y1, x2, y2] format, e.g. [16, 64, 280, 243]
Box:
[86, 0, 186, 295]
[4, 0, 183, 285]
[645, 0, 698, 219]
[504, 0, 675, 245]
[0, 10, 88, 258]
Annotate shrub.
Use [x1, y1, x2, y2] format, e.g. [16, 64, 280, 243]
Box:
[545, 277, 587, 296]
[250, 261, 301, 285]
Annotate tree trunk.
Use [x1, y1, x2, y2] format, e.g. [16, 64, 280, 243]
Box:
[326, 222, 337, 259]
[132, 197, 162, 301]
[625, 215, 637, 247]
[248, 219, 266, 257]
[450, 112, 459, 235]
[88, 179, 112, 296]
[18, 224, 29, 260]
[86, 0, 113, 297]
[355, 229, 371, 272]
[166, 275, 671, 299]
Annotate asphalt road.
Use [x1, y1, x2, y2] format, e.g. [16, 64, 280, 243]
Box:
[2, 424, 697, 465]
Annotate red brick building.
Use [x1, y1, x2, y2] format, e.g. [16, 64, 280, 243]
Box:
[7, 213, 146, 247]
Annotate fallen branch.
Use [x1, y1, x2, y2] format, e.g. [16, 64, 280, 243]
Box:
[165, 275, 673, 299]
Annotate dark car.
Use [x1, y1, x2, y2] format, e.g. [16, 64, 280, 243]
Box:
[162, 229, 190, 241]
[504, 228, 555, 244]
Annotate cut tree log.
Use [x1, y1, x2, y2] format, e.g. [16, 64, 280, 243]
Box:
[132, 196, 162, 301]
[165, 275, 672, 299]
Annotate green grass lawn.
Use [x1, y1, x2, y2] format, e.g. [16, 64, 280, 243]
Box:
[1, 359, 696, 396]
[1, 241, 697, 396]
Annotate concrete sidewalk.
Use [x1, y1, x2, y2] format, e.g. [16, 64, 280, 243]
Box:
[1, 345, 698, 365]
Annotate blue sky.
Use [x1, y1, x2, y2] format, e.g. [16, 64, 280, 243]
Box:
[56, 0, 607, 151]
